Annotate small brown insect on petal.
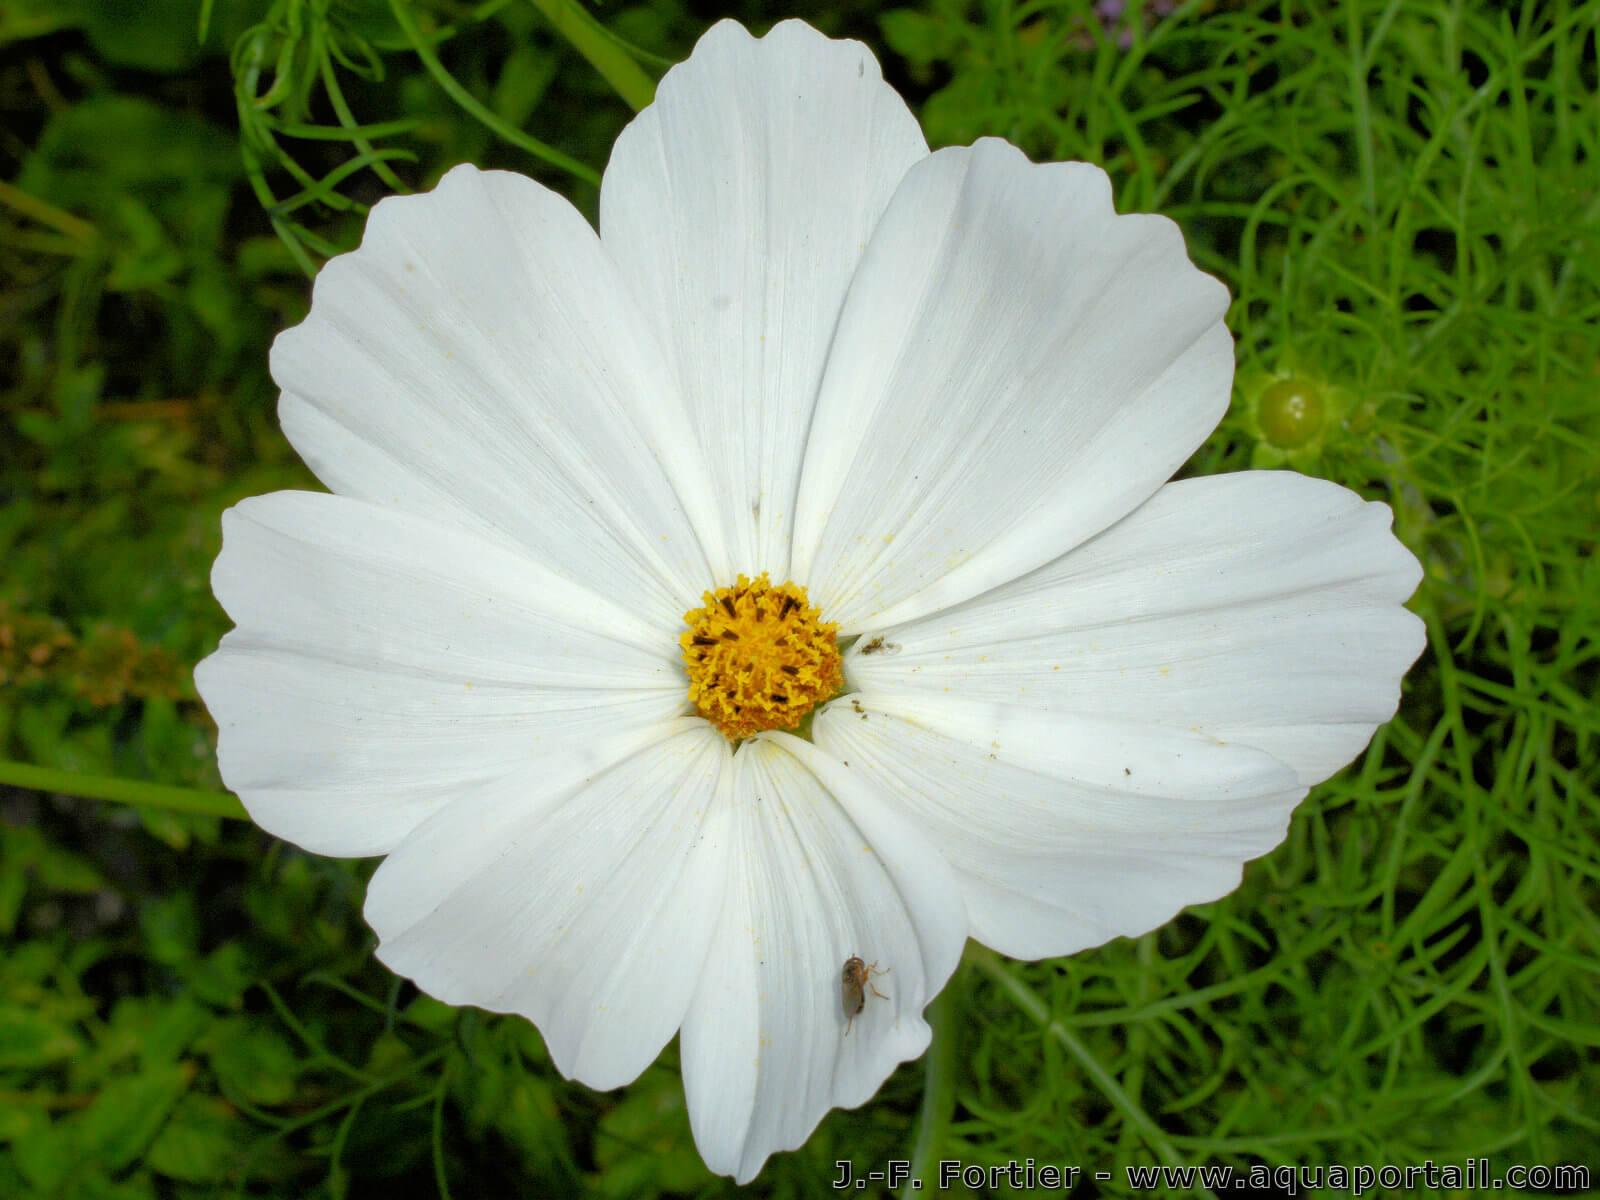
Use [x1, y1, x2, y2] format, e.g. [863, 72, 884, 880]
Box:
[841, 955, 890, 1036]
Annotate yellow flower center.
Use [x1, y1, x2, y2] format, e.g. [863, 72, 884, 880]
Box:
[680, 573, 844, 741]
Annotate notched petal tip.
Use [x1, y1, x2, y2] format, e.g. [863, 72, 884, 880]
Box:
[1364, 497, 1429, 601]
[959, 138, 1232, 327]
[269, 163, 493, 376]
[762, 16, 892, 79]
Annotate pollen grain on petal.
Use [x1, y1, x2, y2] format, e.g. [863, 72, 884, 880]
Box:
[680, 574, 844, 741]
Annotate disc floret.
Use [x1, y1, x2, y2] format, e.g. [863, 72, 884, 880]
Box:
[680, 574, 844, 741]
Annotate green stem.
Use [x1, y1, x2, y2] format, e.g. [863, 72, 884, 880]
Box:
[0, 760, 247, 820]
[902, 972, 960, 1197]
[970, 947, 1186, 1171]
[0, 178, 97, 244]
[431, 1069, 455, 1200]
[389, 0, 600, 185]
[525, 0, 655, 112]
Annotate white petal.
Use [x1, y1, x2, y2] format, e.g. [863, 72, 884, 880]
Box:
[195, 492, 687, 857]
[848, 472, 1425, 786]
[366, 722, 731, 1091]
[601, 19, 928, 580]
[790, 139, 1233, 631]
[272, 163, 724, 617]
[679, 735, 965, 1183]
[815, 696, 1303, 959]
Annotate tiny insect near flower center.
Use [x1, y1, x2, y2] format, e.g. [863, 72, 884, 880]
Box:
[680, 573, 844, 741]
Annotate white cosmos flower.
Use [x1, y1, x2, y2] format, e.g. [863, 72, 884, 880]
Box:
[196, 17, 1425, 1183]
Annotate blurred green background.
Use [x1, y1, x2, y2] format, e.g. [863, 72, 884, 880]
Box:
[1, 0, 1596, 1196]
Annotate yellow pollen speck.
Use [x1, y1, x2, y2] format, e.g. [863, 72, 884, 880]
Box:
[680, 573, 844, 741]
